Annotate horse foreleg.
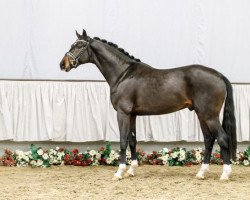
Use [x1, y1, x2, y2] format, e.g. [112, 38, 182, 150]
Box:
[113, 111, 131, 180]
[126, 115, 138, 177]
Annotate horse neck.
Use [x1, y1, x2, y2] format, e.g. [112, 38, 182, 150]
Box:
[89, 40, 131, 87]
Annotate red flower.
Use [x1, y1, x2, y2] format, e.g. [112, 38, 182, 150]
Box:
[76, 154, 83, 161]
[64, 154, 71, 161]
[4, 149, 12, 155]
[147, 154, 152, 159]
[81, 161, 88, 166]
[99, 147, 105, 151]
[72, 149, 79, 155]
[73, 160, 81, 166]
[152, 151, 157, 156]
[214, 153, 221, 159]
[152, 159, 158, 165]
[185, 162, 193, 167]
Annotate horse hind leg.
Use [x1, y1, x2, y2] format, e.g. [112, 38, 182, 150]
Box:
[205, 118, 232, 180]
[196, 120, 215, 179]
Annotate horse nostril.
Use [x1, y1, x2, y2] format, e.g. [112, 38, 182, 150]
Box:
[60, 61, 64, 70]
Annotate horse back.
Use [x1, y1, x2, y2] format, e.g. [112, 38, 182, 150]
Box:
[111, 64, 226, 116]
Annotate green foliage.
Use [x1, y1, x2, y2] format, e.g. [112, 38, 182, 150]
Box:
[104, 142, 111, 156]
[31, 144, 39, 161]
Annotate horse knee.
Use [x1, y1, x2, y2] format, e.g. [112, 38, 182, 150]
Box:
[217, 134, 229, 149]
[120, 140, 128, 151]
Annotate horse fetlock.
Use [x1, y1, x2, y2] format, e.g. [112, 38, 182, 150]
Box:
[126, 160, 138, 177]
[196, 163, 209, 179]
[131, 160, 138, 167]
[220, 164, 232, 181]
[113, 164, 126, 180]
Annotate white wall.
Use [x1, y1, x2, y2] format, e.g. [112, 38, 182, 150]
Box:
[0, 0, 250, 82]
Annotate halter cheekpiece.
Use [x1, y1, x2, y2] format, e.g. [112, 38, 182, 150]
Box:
[66, 39, 90, 67]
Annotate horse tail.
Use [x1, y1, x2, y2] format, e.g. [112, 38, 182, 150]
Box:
[220, 75, 237, 161]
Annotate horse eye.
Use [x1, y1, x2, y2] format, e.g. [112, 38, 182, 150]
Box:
[76, 42, 84, 47]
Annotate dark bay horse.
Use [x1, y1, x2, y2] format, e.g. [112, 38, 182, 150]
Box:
[60, 29, 237, 180]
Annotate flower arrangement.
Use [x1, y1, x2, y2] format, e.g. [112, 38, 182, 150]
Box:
[0, 149, 16, 166]
[210, 150, 223, 165]
[146, 147, 203, 166]
[0, 144, 250, 168]
[185, 147, 204, 166]
[242, 146, 250, 166]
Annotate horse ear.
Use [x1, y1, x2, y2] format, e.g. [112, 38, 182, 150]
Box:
[82, 29, 87, 38]
[76, 30, 82, 39]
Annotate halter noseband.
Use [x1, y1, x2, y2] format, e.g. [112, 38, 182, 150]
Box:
[66, 39, 91, 67]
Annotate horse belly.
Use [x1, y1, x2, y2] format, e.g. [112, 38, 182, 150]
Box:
[133, 95, 190, 115]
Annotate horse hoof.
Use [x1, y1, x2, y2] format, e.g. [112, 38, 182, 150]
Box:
[112, 174, 123, 181]
[126, 170, 135, 177]
[196, 173, 205, 179]
[220, 174, 229, 181]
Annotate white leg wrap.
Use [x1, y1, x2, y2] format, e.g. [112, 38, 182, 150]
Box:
[114, 164, 126, 179]
[220, 164, 232, 180]
[127, 160, 138, 177]
[196, 163, 209, 179]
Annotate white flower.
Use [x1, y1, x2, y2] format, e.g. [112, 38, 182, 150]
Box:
[114, 153, 120, 159]
[196, 153, 202, 161]
[163, 148, 169, 153]
[57, 152, 62, 159]
[37, 159, 43, 166]
[92, 160, 99, 166]
[162, 155, 169, 162]
[243, 160, 249, 166]
[162, 160, 168, 165]
[89, 150, 96, 156]
[53, 159, 58, 164]
[110, 150, 115, 155]
[30, 160, 36, 166]
[172, 152, 178, 159]
[56, 147, 60, 151]
[96, 153, 101, 159]
[106, 158, 112, 164]
[179, 154, 186, 161]
[24, 156, 29, 162]
[16, 150, 25, 159]
[180, 150, 186, 156]
[109, 154, 115, 161]
[42, 153, 49, 160]
[37, 149, 43, 156]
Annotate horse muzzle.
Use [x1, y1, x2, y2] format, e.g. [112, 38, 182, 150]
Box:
[60, 56, 72, 72]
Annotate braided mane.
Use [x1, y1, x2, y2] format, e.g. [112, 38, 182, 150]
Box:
[93, 37, 141, 62]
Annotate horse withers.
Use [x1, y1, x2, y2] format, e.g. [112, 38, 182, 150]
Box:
[60, 29, 237, 180]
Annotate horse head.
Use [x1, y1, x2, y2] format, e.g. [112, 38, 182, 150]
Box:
[60, 29, 91, 72]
